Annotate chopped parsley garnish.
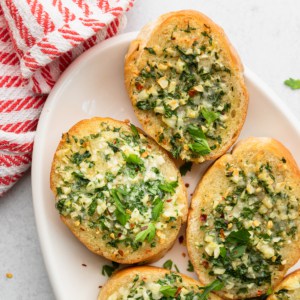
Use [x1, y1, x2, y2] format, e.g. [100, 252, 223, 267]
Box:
[87, 199, 97, 216]
[159, 181, 178, 194]
[199, 279, 224, 300]
[136, 100, 153, 110]
[124, 153, 143, 165]
[189, 142, 211, 155]
[226, 228, 250, 244]
[101, 262, 119, 277]
[159, 285, 177, 297]
[71, 150, 91, 165]
[163, 259, 173, 270]
[201, 107, 220, 125]
[187, 124, 211, 155]
[201, 31, 213, 45]
[230, 245, 247, 258]
[179, 161, 193, 176]
[144, 47, 156, 55]
[187, 260, 194, 272]
[134, 223, 156, 243]
[284, 78, 300, 90]
[152, 198, 164, 221]
[130, 123, 140, 139]
[183, 23, 196, 33]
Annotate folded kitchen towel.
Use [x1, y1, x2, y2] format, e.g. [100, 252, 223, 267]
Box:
[0, 0, 134, 196]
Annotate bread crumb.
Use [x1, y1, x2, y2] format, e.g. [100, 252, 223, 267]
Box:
[6, 273, 13, 279]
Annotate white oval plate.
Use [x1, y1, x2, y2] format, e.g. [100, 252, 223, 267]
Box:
[32, 32, 300, 300]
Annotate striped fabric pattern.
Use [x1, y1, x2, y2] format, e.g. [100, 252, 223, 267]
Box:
[0, 0, 134, 196]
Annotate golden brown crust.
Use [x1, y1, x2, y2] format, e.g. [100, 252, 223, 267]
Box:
[50, 117, 187, 264]
[186, 137, 300, 299]
[98, 266, 223, 300]
[268, 269, 300, 300]
[125, 10, 248, 163]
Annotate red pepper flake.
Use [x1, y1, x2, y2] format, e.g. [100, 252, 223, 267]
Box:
[182, 252, 186, 257]
[135, 82, 144, 91]
[98, 285, 103, 288]
[118, 233, 122, 237]
[257, 290, 263, 297]
[200, 214, 207, 222]
[178, 235, 184, 244]
[202, 261, 209, 269]
[190, 193, 193, 197]
[185, 183, 190, 188]
[82, 264, 87, 267]
[188, 89, 197, 97]
[166, 199, 172, 202]
[118, 249, 124, 256]
[175, 287, 182, 297]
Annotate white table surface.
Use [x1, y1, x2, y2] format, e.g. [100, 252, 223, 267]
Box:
[0, 0, 299, 299]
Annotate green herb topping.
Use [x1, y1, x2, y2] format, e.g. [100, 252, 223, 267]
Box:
[199, 159, 299, 295]
[133, 23, 234, 160]
[54, 122, 185, 256]
[284, 78, 300, 90]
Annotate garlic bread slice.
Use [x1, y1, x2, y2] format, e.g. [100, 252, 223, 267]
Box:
[98, 266, 223, 300]
[50, 117, 187, 264]
[125, 10, 248, 163]
[187, 137, 300, 299]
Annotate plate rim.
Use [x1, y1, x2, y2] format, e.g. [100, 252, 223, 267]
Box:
[31, 31, 300, 299]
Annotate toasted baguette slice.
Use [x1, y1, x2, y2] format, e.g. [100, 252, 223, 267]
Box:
[125, 10, 248, 163]
[50, 117, 187, 264]
[268, 269, 300, 300]
[98, 266, 224, 300]
[186, 137, 300, 299]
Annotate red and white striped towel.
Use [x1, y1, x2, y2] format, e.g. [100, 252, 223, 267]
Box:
[0, 0, 134, 196]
